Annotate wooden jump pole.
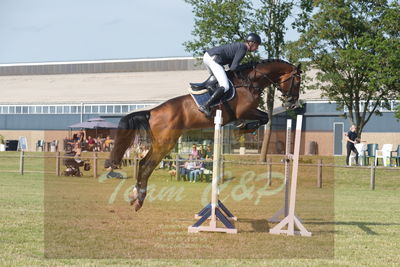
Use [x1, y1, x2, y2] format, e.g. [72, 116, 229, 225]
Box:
[188, 110, 237, 234]
[268, 119, 292, 222]
[269, 115, 312, 237]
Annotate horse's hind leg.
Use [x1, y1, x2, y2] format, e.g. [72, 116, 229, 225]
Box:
[106, 128, 135, 170]
[129, 130, 181, 211]
[129, 146, 166, 211]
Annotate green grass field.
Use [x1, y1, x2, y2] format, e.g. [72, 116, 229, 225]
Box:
[0, 152, 399, 266]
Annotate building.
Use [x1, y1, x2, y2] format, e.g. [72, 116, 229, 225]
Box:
[0, 57, 399, 154]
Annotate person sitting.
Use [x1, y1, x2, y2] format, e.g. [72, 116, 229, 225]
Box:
[188, 156, 203, 183]
[87, 136, 95, 151]
[198, 144, 207, 159]
[196, 33, 261, 117]
[179, 155, 193, 181]
[102, 135, 114, 152]
[190, 143, 198, 158]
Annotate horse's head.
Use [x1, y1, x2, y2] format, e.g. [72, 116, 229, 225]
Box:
[238, 60, 302, 110]
[276, 63, 301, 110]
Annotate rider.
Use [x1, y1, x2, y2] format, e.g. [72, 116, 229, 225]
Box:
[198, 33, 262, 117]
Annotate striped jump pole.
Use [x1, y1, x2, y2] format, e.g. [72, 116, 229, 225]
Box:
[188, 109, 237, 234]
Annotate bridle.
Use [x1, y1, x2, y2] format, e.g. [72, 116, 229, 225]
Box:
[235, 63, 300, 100]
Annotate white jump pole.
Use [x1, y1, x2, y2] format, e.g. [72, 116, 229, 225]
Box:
[269, 115, 312, 237]
[268, 119, 292, 222]
[188, 110, 237, 234]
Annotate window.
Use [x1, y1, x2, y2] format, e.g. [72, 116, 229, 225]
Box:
[63, 106, 70, 113]
[107, 106, 113, 113]
[129, 105, 136, 111]
[9, 106, 15, 113]
[22, 106, 29, 114]
[57, 106, 63, 114]
[16, 106, 22, 114]
[99, 105, 106, 113]
[121, 105, 129, 113]
[92, 105, 98, 113]
[28, 106, 35, 114]
[1, 106, 8, 114]
[114, 105, 121, 113]
[35, 106, 43, 114]
[49, 106, 56, 114]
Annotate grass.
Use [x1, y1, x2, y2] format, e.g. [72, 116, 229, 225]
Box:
[0, 152, 399, 266]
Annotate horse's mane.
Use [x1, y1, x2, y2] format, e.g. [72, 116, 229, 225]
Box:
[236, 58, 294, 71]
[227, 59, 294, 80]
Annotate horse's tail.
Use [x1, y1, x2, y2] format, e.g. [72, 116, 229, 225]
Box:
[105, 110, 151, 169]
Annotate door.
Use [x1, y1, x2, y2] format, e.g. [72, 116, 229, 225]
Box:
[333, 123, 344, 156]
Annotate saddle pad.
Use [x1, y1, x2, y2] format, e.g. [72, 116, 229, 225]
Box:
[189, 81, 236, 108]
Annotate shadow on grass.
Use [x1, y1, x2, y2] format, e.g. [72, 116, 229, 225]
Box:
[308, 220, 400, 235]
[238, 218, 270, 233]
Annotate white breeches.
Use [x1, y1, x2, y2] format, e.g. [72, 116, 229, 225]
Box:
[203, 52, 229, 92]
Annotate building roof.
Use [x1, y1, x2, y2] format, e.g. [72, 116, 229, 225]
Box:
[0, 57, 325, 105]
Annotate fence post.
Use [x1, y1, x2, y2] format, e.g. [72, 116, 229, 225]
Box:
[317, 159, 323, 188]
[267, 158, 272, 186]
[93, 152, 98, 178]
[370, 166, 376, 190]
[56, 152, 60, 176]
[175, 154, 180, 181]
[133, 157, 140, 180]
[19, 150, 24, 175]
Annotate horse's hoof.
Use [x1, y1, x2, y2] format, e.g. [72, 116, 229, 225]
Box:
[133, 199, 142, 212]
[106, 166, 113, 172]
[128, 190, 138, 205]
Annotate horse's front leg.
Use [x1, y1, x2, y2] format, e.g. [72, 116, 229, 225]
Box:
[237, 108, 269, 133]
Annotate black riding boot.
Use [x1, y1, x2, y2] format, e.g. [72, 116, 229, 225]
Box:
[190, 75, 217, 90]
[198, 86, 225, 117]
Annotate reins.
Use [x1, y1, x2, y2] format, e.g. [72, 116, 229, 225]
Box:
[234, 62, 299, 98]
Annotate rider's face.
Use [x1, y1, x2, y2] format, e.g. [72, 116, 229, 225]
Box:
[248, 42, 259, 52]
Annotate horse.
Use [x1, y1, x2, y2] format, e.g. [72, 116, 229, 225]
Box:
[106, 59, 301, 211]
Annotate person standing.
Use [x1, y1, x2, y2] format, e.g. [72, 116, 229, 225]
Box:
[345, 125, 359, 165]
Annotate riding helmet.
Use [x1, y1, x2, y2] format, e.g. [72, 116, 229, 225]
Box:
[246, 33, 262, 44]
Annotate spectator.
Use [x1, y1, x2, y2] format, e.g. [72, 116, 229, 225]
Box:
[345, 125, 359, 166]
[179, 155, 193, 181]
[103, 135, 114, 152]
[205, 144, 213, 160]
[87, 136, 95, 151]
[188, 156, 203, 183]
[78, 129, 85, 142]
[198, 144, 207, 159]
[190, 143, 198, 158]
[95, 137, 103, 152]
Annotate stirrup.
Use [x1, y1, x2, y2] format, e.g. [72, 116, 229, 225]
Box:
[190, 75, 217, 90]
[199, 105, 212, 117]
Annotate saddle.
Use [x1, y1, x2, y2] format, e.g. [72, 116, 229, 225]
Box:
[188, 75, 236, 109]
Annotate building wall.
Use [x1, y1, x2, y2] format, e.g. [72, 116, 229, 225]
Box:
[0, 130, 68, 151]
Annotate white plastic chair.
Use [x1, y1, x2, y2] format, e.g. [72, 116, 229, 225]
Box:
[375, 144, 393, 167]
[349, 143, 367, 166]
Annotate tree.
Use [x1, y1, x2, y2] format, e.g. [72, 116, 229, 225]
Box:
[183, 0, 254, 58]
[184, 0, 309, 160]
[287, 0, 400, 137]
[254, 0, 294, 162]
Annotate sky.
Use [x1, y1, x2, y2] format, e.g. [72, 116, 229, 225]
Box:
[0, 0, 299, 64]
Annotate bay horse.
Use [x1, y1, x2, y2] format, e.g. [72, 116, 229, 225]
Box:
[107, 59, 301, 211]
